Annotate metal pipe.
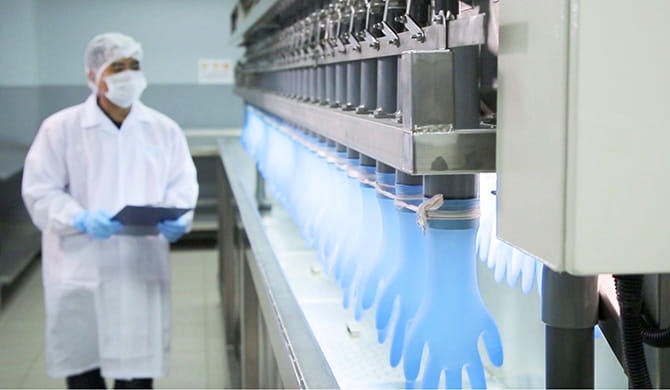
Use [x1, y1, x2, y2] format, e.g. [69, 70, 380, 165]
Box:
[318, 66, 327, 104]
[542, 268, 598, 389]
[302, 67, 310, 101]
[326, 64, 337, 106]
[356, 59, 377, 114]
[291, 69, 298, 98]
[310, 66, 318, 103]
[397, 171, 422, 186]
[335, 62, 347, 106]
[423, 174, 478, 200]
[374, 56, 397, 118]
[545, 327, 595, 389]
[344, 61, 361, 110]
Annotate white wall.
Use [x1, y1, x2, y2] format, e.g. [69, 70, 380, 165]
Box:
[0, 0, 245, 139]
[0, 0, 39, 86]
[33, 0, 244, 86]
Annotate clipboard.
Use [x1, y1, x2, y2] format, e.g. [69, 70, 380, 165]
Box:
[112, 205, 192, 236]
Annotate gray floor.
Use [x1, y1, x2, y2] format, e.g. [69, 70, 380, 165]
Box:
[0, 249, 229, 389]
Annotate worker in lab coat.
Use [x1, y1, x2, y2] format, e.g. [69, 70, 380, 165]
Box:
[21, 32, 198, 389]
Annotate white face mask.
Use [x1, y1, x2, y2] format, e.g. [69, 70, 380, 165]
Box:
[103, 70, 147, 108]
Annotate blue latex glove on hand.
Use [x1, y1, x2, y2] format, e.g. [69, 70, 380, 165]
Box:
[158, 217, 188, 243]
[74, 210, 123, 239]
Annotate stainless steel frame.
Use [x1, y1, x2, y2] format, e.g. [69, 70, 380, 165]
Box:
[242, 23, 447, 72]
[217, 137, 338, 389]
[237, 87, 495, 175]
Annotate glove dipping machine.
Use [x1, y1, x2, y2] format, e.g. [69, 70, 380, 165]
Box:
[216, 0, 670, 388]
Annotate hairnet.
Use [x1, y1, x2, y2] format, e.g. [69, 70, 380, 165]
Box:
[84, 32, 143, 91]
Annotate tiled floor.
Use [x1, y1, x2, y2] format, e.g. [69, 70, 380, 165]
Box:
[0, 249, 229, 389]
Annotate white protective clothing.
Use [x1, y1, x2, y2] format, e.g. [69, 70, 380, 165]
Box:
[104, 70, 147, 108]
[22, 94, 198, 379]
[84, 33, 143, 94]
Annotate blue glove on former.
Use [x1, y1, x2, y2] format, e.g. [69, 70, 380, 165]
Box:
[74, 210, 123, 239]
[157, 217, 188, 243]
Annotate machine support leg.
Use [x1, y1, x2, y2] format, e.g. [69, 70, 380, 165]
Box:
[542, 268, 599, 389]
[255, 167, 271, 212]
[545, 326, 595, 389]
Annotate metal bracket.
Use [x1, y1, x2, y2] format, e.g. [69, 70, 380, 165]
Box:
[347, 3, 363, 52]
[374, 20, 399, 46]
[337, 35, 349, 54]
[333, 5, 348, 54]
[347, 40, 361, 53]
[361, 29, 380, 49]
[396, 14, 425, 42]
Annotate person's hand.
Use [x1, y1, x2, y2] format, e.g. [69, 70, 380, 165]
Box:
[74, 210, 123, 239]
[157, 217, 188, 243]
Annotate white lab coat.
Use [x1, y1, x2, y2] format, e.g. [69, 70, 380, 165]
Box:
[22, 94, 198, 379]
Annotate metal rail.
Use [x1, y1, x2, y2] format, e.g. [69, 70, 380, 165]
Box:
[218, 137, 338, 388]
[237, 87, 495, 175]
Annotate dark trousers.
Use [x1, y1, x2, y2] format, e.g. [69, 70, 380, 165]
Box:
[66, 367, 153, 389]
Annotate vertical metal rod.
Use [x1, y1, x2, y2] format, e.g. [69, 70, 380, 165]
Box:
[302, 67, 310, 101]
[326, 64, 336, 106]
[345, 61, 361, 110]
[301, 67, 307, 100]
[296, 68, 303, 100]
[542, 268, 598, 389]
[241, 258, 260, 389]
[216, 162, 239, 349]
[374, 56, 398, 118]
[546, 327, 595, 389]
[318, 66, 327, 104]
[286, 69, 292, 97]
[357, 59, 377, 113]
[395, 55, 403, 122]
[279, 70, 283, 96]
[272, 71, 277, 95]
[277, 70, 282, 96]
[335, 62, 347, 106]
[310, 66, 318, 103]
[294, 68, 300, 98]
[288, 69, 294, 97]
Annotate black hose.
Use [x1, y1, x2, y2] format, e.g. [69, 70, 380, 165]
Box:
[642, 318, 670, 348]
[614, 275, 653, 389]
